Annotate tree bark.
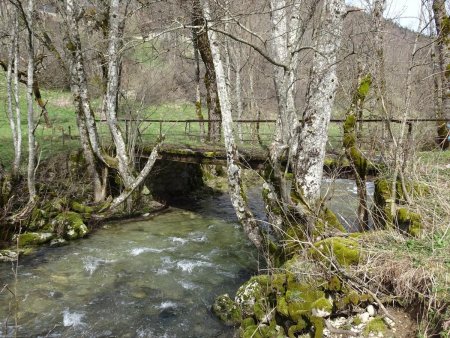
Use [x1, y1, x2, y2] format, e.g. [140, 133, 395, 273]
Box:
[343, 74, 372, 231]
[293, 0, 345, 204]
[192, 0, 222, 143]
[26, 0, 37, 202]
[6, 10, 21, 177]
[432, 0, 450, 149]
[201, 0, 263, 249]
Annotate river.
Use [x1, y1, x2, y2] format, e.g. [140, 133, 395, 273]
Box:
[0, 179, 373, 337]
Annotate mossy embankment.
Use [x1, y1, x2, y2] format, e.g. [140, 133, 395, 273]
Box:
[211, 154, 450, 337]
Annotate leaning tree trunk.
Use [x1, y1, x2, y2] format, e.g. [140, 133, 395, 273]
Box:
[293, 0, 345, 205]
[192, 0, 222, 143]
[201, 0, 263, 249]
[432, 0, 450, 150]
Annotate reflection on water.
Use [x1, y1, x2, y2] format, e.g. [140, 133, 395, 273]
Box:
[0, 179, 369, 337]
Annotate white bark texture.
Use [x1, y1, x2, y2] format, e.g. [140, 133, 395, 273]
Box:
[26, 0, 37, 201]
[6, 11, 21, 176]
[202, 0, 263, 249]
[13, 13, 22, 177]
[104, 0, 135, 188]
[293, 0, 345, 203]
[102, 0, 160, 210]
[65, 0, 105, 163]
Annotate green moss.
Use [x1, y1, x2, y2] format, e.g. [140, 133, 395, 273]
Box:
[343, 133, 355, 148]
[357, 74, 372, 98]
[327, 276, 342, 291]
[242, 325, 263, 338]
[287, 318, 308, 338]
[314, 208, 346, 236]
[241, 317, 255, 329]
[336, 289, 373, 310]
[310, 237, 360, 266]
[344, 114, 357, 133]
[353, 316, 362, 325]
[211, 294, 242, 326]
[311, 297, 333, 312]
[363, 317, 387, 336]
[17, 232, 55, 247]
[310, 316, 325, 338]
[53, 211, 88, 240]
[276, 296, 289, 317]
[203, 151, 219, 158]
[348, 291, 360, 305]
[285, 284, 325, 322]
[235, 276, 270, 317]
[397, 207, 422, 237]
[372, 178, 394, 228]
[70, 201, 94, 214]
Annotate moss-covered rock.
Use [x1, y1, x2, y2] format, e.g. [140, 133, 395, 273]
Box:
[70, 201, 94, 215]
[16, 232, 55, 247]
[235, 275, 270, 318]
[310, 237, 360, 266]
[396, 207, 422, 237]
[52, 211, 88, 240]
[363, 316, 387, 336]
[311, 297, 333, 317]
[211, 294, 242, 326]
[285, 283, 325, 322]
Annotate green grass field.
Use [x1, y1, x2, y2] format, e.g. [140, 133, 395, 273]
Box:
[0, 69, 376, 171]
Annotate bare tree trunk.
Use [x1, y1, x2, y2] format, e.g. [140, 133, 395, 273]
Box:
[293, 0, 345, 204]
[432, 0, 450, 149]
[372, 0, 394, 159]
[235, 46, 243, 141]
[26, 0, 37, 202]
[192, 28, 206, 141]
[6, 11, 21, 178]
[13, 14, 22, 178]
[201, 0, 263, 249]
[192, 0, 221, 143]
[65, 0, 108, 165]
[101, 0, 160, 211]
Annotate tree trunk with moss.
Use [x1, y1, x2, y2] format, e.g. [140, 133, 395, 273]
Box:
[432, 0, 450, 150]
[192, 0, 221, 143]
[343, 74, 372, 231]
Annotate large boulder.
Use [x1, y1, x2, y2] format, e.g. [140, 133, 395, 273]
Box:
[52, 211, 88, 240]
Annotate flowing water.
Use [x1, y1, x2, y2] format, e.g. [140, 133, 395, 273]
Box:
[0, 179, 372, 337]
